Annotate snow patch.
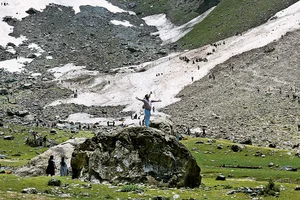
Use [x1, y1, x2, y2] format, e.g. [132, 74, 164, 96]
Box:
[28, 43, 45, 53]
[110, 20, 134, 27]
[0, 57, 33, 73]
[31, 73, 42, 77]
[48, 63, 86, 79]
[143, 7, 215, 45]
[6, 46, 16, 54]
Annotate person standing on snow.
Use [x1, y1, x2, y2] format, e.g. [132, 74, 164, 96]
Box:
[136, 92, 161, 126]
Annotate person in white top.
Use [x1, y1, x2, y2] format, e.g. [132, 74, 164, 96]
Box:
[136, 92, 161, 126]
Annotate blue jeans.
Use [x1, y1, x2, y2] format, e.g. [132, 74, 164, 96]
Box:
[144, 109, 151, 126]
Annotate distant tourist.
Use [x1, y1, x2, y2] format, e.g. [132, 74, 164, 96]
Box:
[46, 155, 56, 176]
[136, 92, 161, 126]
[60, 157, 68, 176]
[43, 135, 47, 147]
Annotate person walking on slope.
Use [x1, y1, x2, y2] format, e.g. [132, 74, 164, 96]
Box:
[136, 92, 161, 127]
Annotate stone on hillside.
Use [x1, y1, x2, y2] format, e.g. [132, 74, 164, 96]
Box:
[48, 178, 61, 186]
[6, 42, 16, 47]
[240, 138, 252, 145]
[6, 109, 15, 116]
[0, 88, 8, 95]
[4, 135, 14, 140]
[149, 116, 174, 135]
[26, 8, 39, 15]
[27, 53, 37, 59]
[2, 16, 17, 24]
[231, 144, 243, 152]
[22, 187, 37, 194]
[269, 143, 276, 148]
[71, 127, 201, 188]
[22, 83, 32, 89]
[15, 110, 30, 117]
[216, 174, 226, 180]
[50, 129, 58, 134]
[268, 162, 274, 167]
[0, 154, 8, 159]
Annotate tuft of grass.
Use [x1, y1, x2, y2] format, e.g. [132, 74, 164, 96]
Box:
[120, 184, 143, 192]
[179, 0, 299, 49]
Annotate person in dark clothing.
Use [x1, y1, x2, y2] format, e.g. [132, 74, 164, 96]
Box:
[46, 155, 56, 176]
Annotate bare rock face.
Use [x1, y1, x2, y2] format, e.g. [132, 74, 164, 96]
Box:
[15, 138, 86, 177]
[149, 116, 174, 135]
[71, 127, 201, 188]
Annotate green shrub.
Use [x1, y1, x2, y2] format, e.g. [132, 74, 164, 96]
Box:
[47, 178, 61, 186]
[261, 178, 280, 196]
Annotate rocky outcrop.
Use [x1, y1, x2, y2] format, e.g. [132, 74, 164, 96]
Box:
[15, 138, 86, 177]
[71, 127, 201, 188]
[149, 115, 174, 135]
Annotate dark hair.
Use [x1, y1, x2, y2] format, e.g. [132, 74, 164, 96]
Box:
[50, 155, 54, 159]
[144, 94, 149, 99]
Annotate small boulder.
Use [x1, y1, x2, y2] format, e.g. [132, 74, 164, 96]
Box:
[0, 88, 9, 95]
[50, 129, 58, 134]
[27, 53, 37, 59]
[269, 143, 276, 148]
[240, 138, 252, 145]
[22, 188, 37, 194]
[231, 144, 243, 152]
[216, 174, 226, 181]
[4, 135, 14, 140]
[15, 110, 30, 117]
[22, 83, 32, 89]
[268, 162, 274, 167]
[48, 178, 61, 186]
[25, 8, 39, 15]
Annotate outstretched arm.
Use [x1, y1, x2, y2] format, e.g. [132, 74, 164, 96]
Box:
[136, 97, 143, 102]
[151, 100, 161, 103]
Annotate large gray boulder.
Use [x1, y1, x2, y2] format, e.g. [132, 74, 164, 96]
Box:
[71, 127, 201, 188]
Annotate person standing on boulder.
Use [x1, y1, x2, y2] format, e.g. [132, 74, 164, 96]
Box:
[136, 92, 161, 127]
[46, 155, 56, 176]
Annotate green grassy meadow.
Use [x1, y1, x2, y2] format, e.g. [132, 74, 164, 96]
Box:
[179, 0, 299, 49]
[0, 125, 300, 199]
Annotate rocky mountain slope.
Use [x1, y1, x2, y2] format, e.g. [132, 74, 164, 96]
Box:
[163, 30, 300, 149]
[1, 0, 300, 151]
[8, 4, 173, 73]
